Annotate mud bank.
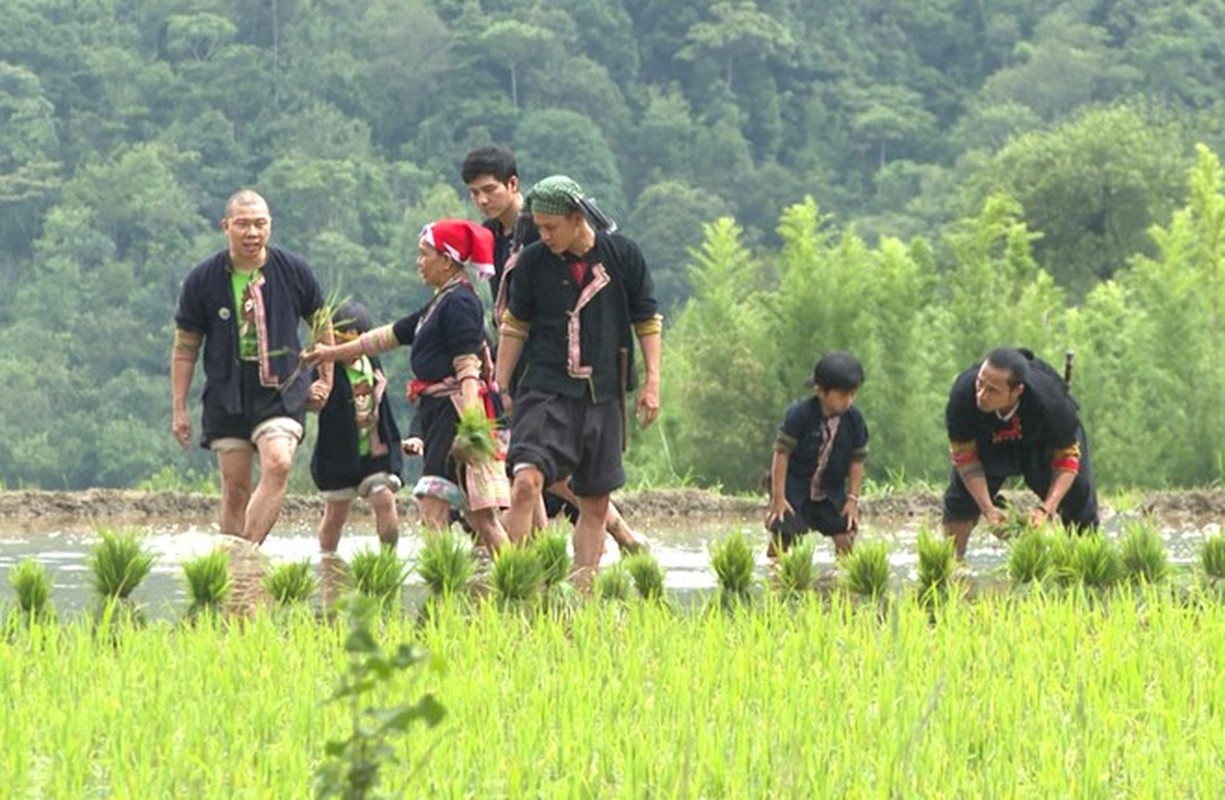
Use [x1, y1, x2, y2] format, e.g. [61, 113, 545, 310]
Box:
[1, 487, 1222, 535]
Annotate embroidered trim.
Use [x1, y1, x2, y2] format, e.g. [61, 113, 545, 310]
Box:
[566, 263, 611, 379]
[500, 310, 531, 340]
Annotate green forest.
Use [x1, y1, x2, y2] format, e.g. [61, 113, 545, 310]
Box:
[1, 0, 1223, 492]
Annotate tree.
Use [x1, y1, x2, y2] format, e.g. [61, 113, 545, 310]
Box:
[627, 180, 732, 310]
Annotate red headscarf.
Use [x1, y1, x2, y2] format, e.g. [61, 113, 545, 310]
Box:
[420, 219, 495, 280]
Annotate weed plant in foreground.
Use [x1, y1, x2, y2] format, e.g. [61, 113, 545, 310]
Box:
[2, 590, 1221, 797]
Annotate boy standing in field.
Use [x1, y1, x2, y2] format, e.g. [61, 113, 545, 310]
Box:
[766, 351, 870, 558]
[310, 301, 403, 552]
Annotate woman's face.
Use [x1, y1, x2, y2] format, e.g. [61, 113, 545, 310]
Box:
[417, 242, 456, 288]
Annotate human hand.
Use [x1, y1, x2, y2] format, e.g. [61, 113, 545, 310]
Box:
[981, 505, 1008, 527]
[301, 344, 335, 367]
[305, 379, 331, 412]
[765, 498, 795, 530]
[1027, 505, 1053, 527]
[401, 437, 424, 456]
[636, 380, 660, 428]
[842, 496, 860, 532]
[171, 408, 192, 451]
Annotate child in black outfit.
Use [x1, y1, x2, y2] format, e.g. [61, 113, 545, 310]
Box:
[766, 351, 870, 558]
[310, 301, 403, 551]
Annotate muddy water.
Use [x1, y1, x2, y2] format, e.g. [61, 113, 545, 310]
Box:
[0, 511, 1214, 619]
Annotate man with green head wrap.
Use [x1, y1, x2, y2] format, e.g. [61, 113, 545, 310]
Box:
[495, 174, 663, 588]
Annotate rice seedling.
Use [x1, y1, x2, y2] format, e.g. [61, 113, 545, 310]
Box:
[415, 531, 476, 598]
[1067, 533, 1123, 589]
[989, 507, 1033, 543]
[623, 551, 666, 602]
[915, 527, 956, 602]
[1118, 519, 1170, 584]
[1045, 526, 1077, 586]
[490, 544, 544, 605]
[531, 528, 571, 589]
[1008, 528, 1052, 585]
[182, 550, 232, 615]
[450, 404, 499, 464]
[1202, 534, 1225, 580]
[773, 537, 816, 598]
[264, 560, 318, 606]
[710, 531, 755, 606]
[595, 563, 631, 601]
[842, 539, 891, 598]
[349, 547, 409, 607]
[9, 558, 52, 618]
[88, 527, 154, 601]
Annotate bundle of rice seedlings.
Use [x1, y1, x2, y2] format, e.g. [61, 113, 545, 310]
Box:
[415, 531, 476, 597]
[10, 558, 52, 618]
[1201, 534, 1225, 581]
[350, 547, 409, 607]
[1068, 533, 1123, 589]
[1008, 528, 1052, 585]
[88, 527, 155, 601]
[623, 551, 666, 602]
[710, 531, 755, 605]
[842, 539, 891, 599]
[450, 405, 498, 464]
[183, 550, 233, 615]
[490, 545, 544, 604]
[774, 537, 816, 598]
[1045, 527, 1077, 586]
[263, 560, 319, 606]
[915, 527, 955, 601]
[1118, 520, 1170, 584]
[595, 563, 631, 601]
[531, 529, 571, 590]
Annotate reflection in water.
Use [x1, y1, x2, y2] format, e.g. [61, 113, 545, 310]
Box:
[0, 512, 1214, 618]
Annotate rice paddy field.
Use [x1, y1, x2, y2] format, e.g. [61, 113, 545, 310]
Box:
[1, 493, 1223, 798]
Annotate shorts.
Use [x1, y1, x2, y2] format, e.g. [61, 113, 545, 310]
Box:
[202, 362, 305, 450]
[319, 470, 402, 503]
[416, 395, 460, 483]
[769, 498, 851, 549]
[508, 391, 624, 497]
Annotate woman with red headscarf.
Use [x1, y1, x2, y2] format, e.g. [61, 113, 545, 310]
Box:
[305, 219, 509, 551]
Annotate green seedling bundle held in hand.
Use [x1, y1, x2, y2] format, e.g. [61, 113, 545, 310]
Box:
[450, 404, 498, 465]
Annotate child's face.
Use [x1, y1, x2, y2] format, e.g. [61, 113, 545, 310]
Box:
[815, 386, 857, 416]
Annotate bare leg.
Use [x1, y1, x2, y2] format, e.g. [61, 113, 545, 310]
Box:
[944, 518, 979, 562]
[465, 507, 508, 552]
[549, 478, 648, 553]
[216, 449, 253, 536]
[243, 434, 297, 545]
[571, 493, 611, 592]
[369, 487, 399, 549]
[505, 467, 545, 545]
[417, 496, 452, 533]
[318, 499, 351, 552]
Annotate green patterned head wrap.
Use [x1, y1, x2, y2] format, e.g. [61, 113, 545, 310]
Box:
[525, 175, 584, 216]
